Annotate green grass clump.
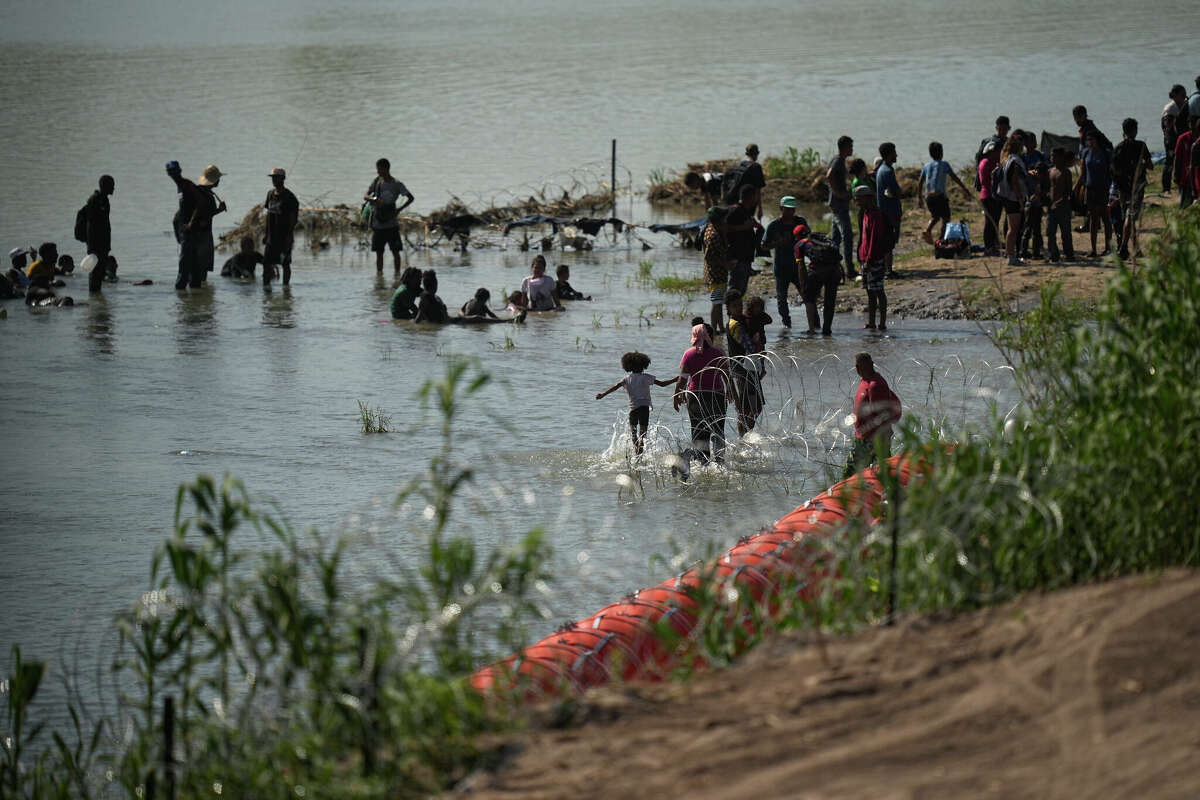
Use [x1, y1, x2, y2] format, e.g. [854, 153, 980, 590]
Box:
[4, 360, 551, 798]
[655, 275, 705, 294]
[357, 400, 392, 433]
[763, 145, 823, 179]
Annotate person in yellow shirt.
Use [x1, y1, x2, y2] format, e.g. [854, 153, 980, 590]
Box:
[26, 242, 58, 288]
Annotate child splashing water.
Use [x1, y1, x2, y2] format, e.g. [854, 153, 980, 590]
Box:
[595, 352, 677, 455]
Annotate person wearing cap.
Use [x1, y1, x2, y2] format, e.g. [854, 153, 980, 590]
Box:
[740, 143, 765, 220]
[1162, 85, 1189, 194]
[263, 167, 299, 286]
[761, 195, 804, 328]
[364, 158, 414, 273]
[826, 135, 856, 275]
[175, 164, 226, 289]
[84, 174, 115, 293]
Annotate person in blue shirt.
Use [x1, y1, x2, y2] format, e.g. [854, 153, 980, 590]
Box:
[1074, 130, 1113, 256]
[875, 142, 902, 277]
[917, 141, 970, 246]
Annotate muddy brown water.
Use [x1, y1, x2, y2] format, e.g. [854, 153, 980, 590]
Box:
[1, 0, 1192, 723]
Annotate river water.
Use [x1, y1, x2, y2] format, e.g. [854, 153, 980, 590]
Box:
[0, 0, 1194, 712]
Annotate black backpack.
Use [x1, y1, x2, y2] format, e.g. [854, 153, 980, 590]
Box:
[73, 203, 89, 243]
[720, 161, 752, 204]
[807, 232, 842, 271]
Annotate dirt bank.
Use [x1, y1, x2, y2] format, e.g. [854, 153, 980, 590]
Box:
[459, 569, 1200, 799]
[742, 191, 1176, 320]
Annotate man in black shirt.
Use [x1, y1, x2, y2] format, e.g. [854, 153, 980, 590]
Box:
[263, 167, 299, 286]
[826, 135, 855, 276]
[740, 143, 766, 219]
[84, 174, 114, 293]
[1111, 118, 1152, 259]
[725, 184, 760, 295]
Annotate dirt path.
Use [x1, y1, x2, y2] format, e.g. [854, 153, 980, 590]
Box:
[458, 569, 1200, 799]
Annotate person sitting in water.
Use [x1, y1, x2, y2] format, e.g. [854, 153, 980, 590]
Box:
[414, 270, 450, 323]
[505, 290, 527, 314]
[520, 255, 561, 311]
[462, 287, 499, 319]
[555, 264, 590, 300]
[390, 267, 423, 319]
[220, 236, 266, 279]
[56, 254, 75, 275]
[26, 242, 59, 289]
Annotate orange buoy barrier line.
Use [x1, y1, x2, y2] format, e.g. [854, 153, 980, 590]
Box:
[470, 452, 925, 700]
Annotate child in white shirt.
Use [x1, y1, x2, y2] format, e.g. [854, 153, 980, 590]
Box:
[595, 352, 677, 454]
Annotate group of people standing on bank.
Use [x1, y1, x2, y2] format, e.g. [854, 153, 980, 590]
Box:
[692, 76, 1200, 344]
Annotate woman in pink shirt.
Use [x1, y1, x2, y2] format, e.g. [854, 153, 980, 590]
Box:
[673, 323, 731, 465]
[978, 141, 1002, 255]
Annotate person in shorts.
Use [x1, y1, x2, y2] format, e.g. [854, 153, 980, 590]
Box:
[856, 185, 889, 330]
[363, 158, 413, 273]
[1046, 148, 1076, 263]
[263, 167, 299, 286]
[1075, 130, 1113, 256]
[1111, 118, 1153, 259]
[595, 352, 677, 455]
[917, 141, 970, 246]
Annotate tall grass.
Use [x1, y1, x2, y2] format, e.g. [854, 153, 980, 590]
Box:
[804, 205, 1200, 630]
[3, 360, 550, 798]
[763, 146, 823, 179]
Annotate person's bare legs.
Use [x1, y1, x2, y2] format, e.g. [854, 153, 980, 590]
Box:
[1005, 212, 1021, 261]
[805, 301, 820, 333]
[710, 302, 723, 334]
[375, 251, 384, 272]
[877, 290, 888, 330]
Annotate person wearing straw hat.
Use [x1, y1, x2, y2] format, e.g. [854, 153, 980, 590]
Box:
[263, 167, 298, 286]
[176, 164, 227, 289]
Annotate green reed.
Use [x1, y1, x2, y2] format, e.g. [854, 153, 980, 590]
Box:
[4, 359, 550, 798]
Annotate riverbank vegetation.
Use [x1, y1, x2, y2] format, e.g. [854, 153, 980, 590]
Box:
[5, 208, 1200, 797]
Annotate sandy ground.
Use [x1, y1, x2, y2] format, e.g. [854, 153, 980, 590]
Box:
[742, 190, 1179, 322]
[458, 569, 1200, 799]
[650, 164, 1178, 321]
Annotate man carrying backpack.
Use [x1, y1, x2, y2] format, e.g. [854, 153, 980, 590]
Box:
[795, 219, 843, 336]
[725, 184, 761, 295]
[721, 144, 766, 220]
[80, 174, 114, 293]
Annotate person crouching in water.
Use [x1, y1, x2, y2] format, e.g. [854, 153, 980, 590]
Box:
[555, 264, 591, 300]
[414, 270, 449, 323]
[460, 287, 526, 323]
[390, 267, 423, 319]
[595, 352, 677, 455]
[855, 186, 890, 330]
[220, 236, 265, 279]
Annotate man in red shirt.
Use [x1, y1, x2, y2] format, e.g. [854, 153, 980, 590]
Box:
[844, 352, 902, 478]
[1173, 117, 1198, 209]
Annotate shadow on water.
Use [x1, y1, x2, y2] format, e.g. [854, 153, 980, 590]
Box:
[173, 287, 217, 355]
[262, 285, 297, 329]
[82, 294, 115, 355]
